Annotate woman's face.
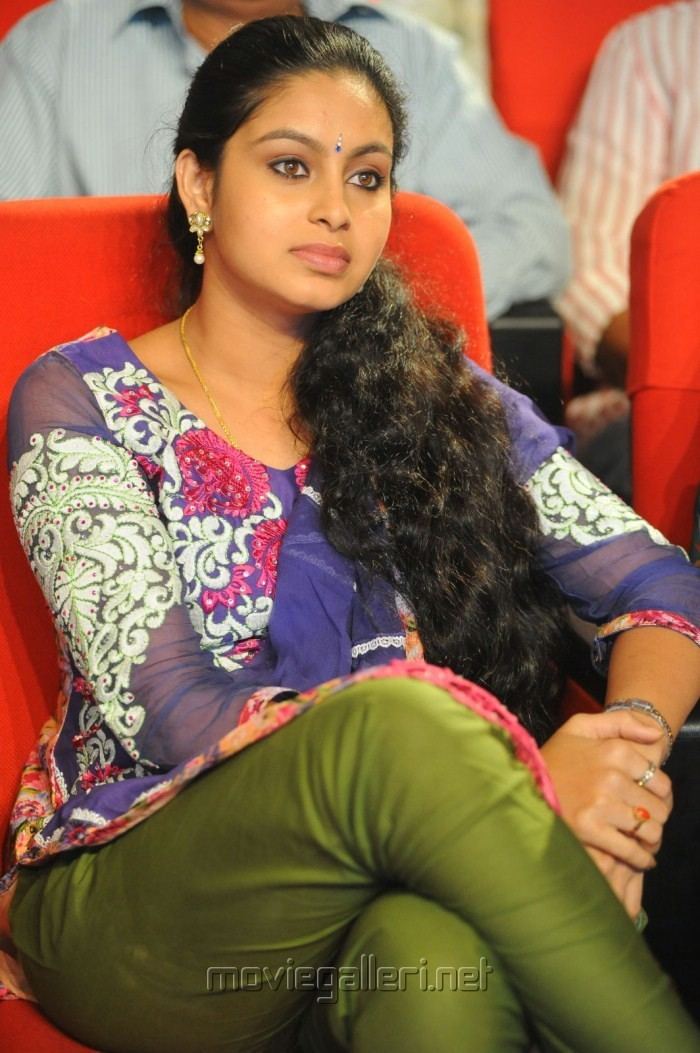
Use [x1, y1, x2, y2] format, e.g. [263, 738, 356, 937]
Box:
[182, 70, 395, 321]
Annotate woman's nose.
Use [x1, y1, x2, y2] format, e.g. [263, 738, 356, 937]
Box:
[308, 176, 351, 231]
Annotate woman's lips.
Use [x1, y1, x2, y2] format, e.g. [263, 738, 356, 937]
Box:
[290, 243, 351, 275]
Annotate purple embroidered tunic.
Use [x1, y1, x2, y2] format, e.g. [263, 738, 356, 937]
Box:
[3, 328, 700, 899]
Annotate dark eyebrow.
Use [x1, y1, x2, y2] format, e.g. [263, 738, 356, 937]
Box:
[252, 128, 392, 160]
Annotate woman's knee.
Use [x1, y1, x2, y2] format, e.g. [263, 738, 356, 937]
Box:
[311, 672, 504, 753]
[303, 891, 523, 1053]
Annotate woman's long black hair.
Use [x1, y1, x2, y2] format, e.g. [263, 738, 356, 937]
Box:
[166, 16, 564, 738]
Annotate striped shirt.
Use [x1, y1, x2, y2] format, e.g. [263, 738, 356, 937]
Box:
[0, 0, 570, 319]
[556, 0, 700, 366]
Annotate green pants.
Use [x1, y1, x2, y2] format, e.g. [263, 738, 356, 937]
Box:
[10, 678, 699, 1052]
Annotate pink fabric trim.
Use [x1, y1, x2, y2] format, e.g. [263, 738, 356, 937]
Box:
[295, 660, 560, 813]
[596, 608, 700, 650]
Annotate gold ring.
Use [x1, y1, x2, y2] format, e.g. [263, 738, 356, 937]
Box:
[636, 762, 657, 788]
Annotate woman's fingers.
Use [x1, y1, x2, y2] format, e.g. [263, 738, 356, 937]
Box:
[587, 847, 644, 919]
[596, 737, 673, 804]
[579, 810, 658, 870]
[562, 709, 663, 745]
[622, 870, 644, 920]
[542, 720, 674, 865]
[632, 757, 673, 807]
[566, 764, 670, 865]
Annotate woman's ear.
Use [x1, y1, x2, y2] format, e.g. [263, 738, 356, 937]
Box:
[175, 149, 215, 218]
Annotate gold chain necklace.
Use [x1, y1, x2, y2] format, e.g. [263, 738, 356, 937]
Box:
[179, 306, 236, 448]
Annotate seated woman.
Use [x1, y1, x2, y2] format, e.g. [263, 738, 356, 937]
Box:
[2, 16, 700, 1053]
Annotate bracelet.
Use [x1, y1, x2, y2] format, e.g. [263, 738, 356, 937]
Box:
[604, 698, 674, 759]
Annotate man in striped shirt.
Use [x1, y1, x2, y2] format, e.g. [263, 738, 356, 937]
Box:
[0, 0, 571, 322]
[554, 0, 700, 497]
[557, 0, 700, 383]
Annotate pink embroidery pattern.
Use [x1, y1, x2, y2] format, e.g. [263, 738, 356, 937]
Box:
[113, 384, 154, 417]
[202, 565, 255, 613]
[251, 518, 286, 596]
[175, 429, 270, 517]
[295, 457, 311, 490]
[595, 608, 700, 660]
[134, 454, 163, 483]
[229, 638, 262, 665]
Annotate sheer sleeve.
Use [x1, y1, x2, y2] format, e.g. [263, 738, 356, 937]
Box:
[8, 351, 283, 769]
[473, 364, 700, 670]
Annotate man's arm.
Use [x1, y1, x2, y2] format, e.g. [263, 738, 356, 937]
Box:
[556, 16, 670, 369]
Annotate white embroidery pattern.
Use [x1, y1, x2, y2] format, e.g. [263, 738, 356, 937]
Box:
[351, 635, 406, 659]
[526, 447, 671, 547]
[82, 365, 285, 672]
[69, 808, 108, 826]
[11, 430, 181, 754]
[163, 459, 282, 672]
[302, 485, 322, 506]
[84, 362, 197, 457]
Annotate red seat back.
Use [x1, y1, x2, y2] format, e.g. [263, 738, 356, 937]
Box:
[629, 172, 700, 548]
[0, 190, 490, 835]
[489, 0, 670, 180]
[0, 0, 47, 38]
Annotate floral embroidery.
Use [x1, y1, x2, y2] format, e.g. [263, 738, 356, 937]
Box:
[527, 447, 671, 547]
[134, 454, 163, 483]
[167, 509, 276, 671]
[295, 457, 311, 490]
[593, 609, 700, 670]
[175, 430, 270, 518]
[202, 565, 255, 612]
[113, 384, 155, 417]
[79, 764, 127, 790]
[82, 361, 287, 663]
[395, 593, 424, 661]
[10, 430, 181, 754]
[229, 638, 262, 664]
[251, 518, 286, 596]
[84, 360, 195, 459]
[70, 679, 133, 791]
[6, 705, 59, 864]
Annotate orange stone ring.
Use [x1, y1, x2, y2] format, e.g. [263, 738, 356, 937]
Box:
[631, 805, 651, 834]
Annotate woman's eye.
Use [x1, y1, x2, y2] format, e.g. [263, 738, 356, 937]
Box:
[349, 170, 384, 190]
[271, 159, 307, 179]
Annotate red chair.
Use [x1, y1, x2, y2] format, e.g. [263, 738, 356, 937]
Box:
[0, 190, 489, 1050]
[627, 173, 700, 1018]
[488, 0, 671, 181]
[0, 0, 46, 39]
[629, 172, 700, 548]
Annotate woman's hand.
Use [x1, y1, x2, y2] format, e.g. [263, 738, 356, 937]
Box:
[587, 848, 644, 919]
[541, 709, 673, 871]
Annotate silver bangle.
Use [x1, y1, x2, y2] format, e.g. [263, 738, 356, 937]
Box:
[605, 698, 674, 758]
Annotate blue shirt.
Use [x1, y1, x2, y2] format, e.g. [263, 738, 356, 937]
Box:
[0, 0, 571, 317]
